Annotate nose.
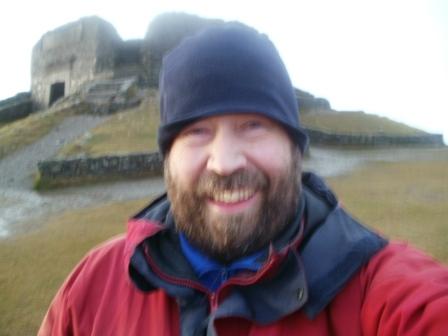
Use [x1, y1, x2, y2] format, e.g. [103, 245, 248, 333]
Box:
[206, 128, 247, 176]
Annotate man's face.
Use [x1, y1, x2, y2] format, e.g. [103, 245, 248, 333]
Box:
[165, 113, 302, 263]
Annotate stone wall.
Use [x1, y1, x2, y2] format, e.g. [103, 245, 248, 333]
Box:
[0, 92, 33, 122]
[37, 152, 163, 187]
[306, 128, 445, 146]
[36, 128, 445, 188]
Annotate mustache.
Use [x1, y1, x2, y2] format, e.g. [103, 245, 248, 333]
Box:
[196, 169, 268, 196]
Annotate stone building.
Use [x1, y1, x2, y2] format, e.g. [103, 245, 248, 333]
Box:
[29, 13, 330, 114]
[31, 16, 144, 110]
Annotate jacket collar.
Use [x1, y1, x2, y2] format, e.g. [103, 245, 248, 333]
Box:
[179, 232, 265, 291]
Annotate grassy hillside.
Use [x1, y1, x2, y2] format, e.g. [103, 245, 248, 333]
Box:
[0, 198, 148, 335]
[328, 160, 448, 260]
[57, 95, 430, 158]
[0, 89, 434, 161]
[57, 90, 160, 158]
[0, 109, 68, 159]
[301, 110, 426, 135]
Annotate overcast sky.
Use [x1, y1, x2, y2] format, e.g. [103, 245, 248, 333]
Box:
[1, 0, 447, 142]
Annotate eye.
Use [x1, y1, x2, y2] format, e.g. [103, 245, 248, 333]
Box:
[184, 126, 209, 136]
[240, 118, 271, 134]
[243, 120, 264, 129]
[180, 121, 211, 137]
[178, 122, 213, 145]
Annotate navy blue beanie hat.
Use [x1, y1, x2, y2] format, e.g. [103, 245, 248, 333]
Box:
[158, 22, 309, 155]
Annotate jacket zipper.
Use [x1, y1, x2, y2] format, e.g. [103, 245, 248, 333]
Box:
[143, 246, 221, 313]
[143, 244, 210, 293]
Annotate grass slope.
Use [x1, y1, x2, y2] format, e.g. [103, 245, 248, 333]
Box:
[301, 110, 426, 135]
[0, 198, 148, 335]
[57, 90, 160, 158]
[328, 160, 448, 261]
[0, 109, 68, 159]
[0, 91, 431, 161]
[56, 96, 429, 158]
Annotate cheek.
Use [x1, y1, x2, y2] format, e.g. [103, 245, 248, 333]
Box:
[167, 145, 206, 188]
[248, 141, 294, 176]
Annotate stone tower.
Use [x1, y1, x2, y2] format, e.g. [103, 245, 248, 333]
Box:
[31, 16, 121, 110]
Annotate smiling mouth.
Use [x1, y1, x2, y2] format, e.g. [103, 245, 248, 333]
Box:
[210, 189, 256, 204]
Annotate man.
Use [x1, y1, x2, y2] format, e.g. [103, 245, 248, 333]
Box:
[39, 23, 448, 335]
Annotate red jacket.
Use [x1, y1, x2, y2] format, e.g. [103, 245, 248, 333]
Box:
[38, 236, 448, 335]
[39, 175, 448, 335]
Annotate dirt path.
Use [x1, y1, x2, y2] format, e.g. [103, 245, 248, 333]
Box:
[0, 115, 111, 236]
[0, 115, 108, 190]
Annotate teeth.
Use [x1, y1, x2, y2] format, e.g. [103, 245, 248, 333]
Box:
[213, 189, 253, 203]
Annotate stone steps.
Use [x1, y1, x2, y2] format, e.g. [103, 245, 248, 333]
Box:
[84, 77, 135, 101]
[80, 77, 142, 114]
[113, 64, 144, 79]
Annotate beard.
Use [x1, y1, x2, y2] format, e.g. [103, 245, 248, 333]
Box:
[165, 150, 302, 264]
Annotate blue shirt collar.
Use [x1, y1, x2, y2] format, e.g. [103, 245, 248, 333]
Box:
[179, 233, 264, 291]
